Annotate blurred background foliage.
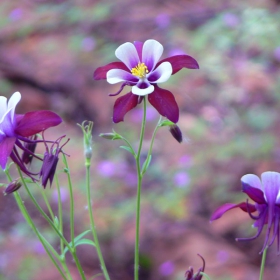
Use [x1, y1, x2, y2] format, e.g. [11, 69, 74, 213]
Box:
[0, 0, 280, 280]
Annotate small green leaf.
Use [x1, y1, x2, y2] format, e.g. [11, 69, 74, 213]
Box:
[63, 229, 91, 255]
[120, 145, 135, 155]
[141, 155, 152, 175]
[74, 238, 95, 247]
[158, 120, 175, 127]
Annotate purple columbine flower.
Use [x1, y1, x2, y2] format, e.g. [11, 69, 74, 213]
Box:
[93, 39, 199, 123]
[0, 92, 62, 179]
[211, 171, 280, 253]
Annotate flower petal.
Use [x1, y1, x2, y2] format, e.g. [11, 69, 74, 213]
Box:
[0, 96, 7, 120]
[115, 42, 140, 70]
[8, 92, 21, 123]
[0, 136, 16, 169]
[148, 85, 179, 123]
[241, 174, 266, 204]
[93, 62, 128, 80]
[107, 69, 138, 84]
[15, 111, 62, 137]
[157, 55, 199, 75]
[132, 81, 154, 96]
[142, 39, 164, 71]
[134, 41, 143, 61]
[210, 202, 256, 221]
[261, 172, 280, 204]
[113, 92, 139, 123]
[148, 61, 172, 83]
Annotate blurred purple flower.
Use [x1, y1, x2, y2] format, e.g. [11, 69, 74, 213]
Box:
[223, 12, 240, 28]
[179, 155, 192, 167]
[159, 261, 174, 276]
[97, 160, 116, 177]
[81, 37, 95, 52]
[52, 187, 68, 203]
[155, 14, 170, 28]
[211, 171, 280, 253]
[174, 172, 190, 187]
[9, 8, 22, 21]
[94, 39, 199, 123]
[216, 250, 229, 263]
[273, 46, 280, 62]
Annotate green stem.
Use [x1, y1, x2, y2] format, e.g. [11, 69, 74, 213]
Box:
[5, 172, 67, 279]
[259, 247, 268, 280]
[16, 168, 85, 280]
[86, 165, 110, 280]
[134, 96, 147, 280]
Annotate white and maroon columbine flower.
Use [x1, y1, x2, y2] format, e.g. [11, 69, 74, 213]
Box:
[211, 172, 280, 253]
[0, 92, 62, 180]
[94, 39, 199, 123]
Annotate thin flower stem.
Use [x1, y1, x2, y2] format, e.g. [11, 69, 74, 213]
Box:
[36, 181, 55, 221]
[134, 96, 147, 280]
[16, 167, 86, 280]
[5, 172, 67, 280]
[86, 165, 111, 280]
[259, 247, 268, 280]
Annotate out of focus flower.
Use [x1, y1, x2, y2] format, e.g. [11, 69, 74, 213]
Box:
[94, 39, 199, 123]
[211, 171, 280, 253]
[185, 254, 205, 280]
[174, 171, 190, 187]
[159, 261, 174, 276]
[0, 92, 62, 179]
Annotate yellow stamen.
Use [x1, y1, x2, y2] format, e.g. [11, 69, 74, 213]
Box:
[131, 62, 149, 78]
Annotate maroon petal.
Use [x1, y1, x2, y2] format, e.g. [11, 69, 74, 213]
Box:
[210, 202, 257, 221]
[242, 182, 266, 204]
[113, 92, 139, 123]
[15, 111, 62, 137]
[157, 55, 199, 75]
[0, 137, 16, 169]
[148, 85, 179, 123]
[93, 62, 129, 80]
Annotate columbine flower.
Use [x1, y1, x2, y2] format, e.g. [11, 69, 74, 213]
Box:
[93, 39, 199, 123]
[185, 254, 205, 280]
[40, 135, 68, 188]
[0, 92, 62, 178]
[210, 171, 280, 253]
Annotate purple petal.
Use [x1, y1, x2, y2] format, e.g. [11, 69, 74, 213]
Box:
[210, 202, 256, 221]
[261, 172, 280, 204]
[115, 42, 139, 70]
[157, 55, 199, 75]
[113, 92, 139, 123]
[0, 137, 16, 168]
[134, 41, 143, 61]
[241, 174, 266, 204]
[93, 62, 128, 80]
[107, 69, 138, 84]
[142, 39, 164, 71]
[148, 85, 179, 123]
[15, 111, 62, 137]
[148, 62, 172, 83]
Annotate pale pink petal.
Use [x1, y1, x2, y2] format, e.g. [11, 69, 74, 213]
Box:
[142, 40, 164, 71]
[107, 69, 138, 84]
[115, 42, 140, 70]
[147, 62, 172, 83]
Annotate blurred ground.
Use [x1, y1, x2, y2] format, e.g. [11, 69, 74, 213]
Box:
[1, 0, 280, 279]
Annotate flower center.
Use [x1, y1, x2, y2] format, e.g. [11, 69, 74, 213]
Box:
[131, 62, 149, 78]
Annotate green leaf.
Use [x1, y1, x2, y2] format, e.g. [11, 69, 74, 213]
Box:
[63, 229, 91, 255]
[120, 145, 135, 155]
[74, 238, 95, 247]
[141, 155, 152, 175]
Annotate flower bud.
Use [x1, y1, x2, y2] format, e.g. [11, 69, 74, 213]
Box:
[169, 124, 183, 143]
[4, 179, 22, 195]
[99, 130, 122, 140]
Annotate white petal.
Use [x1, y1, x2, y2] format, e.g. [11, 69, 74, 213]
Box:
[241, 174, 262, 190]
[8, 92, 21, 122]
[115, 42, 140, 70]
[132, 84, 154, 96]
[148, 62, 172, 84]
[0, 96, 8, 121]
[142, 39, 163, 71]
[261, 171, 280, 204]
[107, 69, 138, 84]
